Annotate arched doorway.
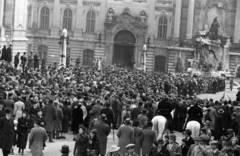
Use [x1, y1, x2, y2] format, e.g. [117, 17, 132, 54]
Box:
[113, 30, 135, 68]
[154, 56, 166, 73]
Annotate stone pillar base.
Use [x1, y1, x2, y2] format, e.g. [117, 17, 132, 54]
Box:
[0, 26, 5, 39]
[51, 28, 60, 37]
[74, 29, 83, 38]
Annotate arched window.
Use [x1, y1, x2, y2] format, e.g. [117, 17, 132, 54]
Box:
[158, 16, 168, 39]
[86, 10, 96, 33]
[40, 7, 50, 29]
[63, 9, 72, 31]
[28, 5, 32, 28]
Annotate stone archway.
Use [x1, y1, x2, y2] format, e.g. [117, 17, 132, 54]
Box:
[113, 30, 136, 68]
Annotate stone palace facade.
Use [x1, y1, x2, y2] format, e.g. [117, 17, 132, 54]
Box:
[1, 0, 240, 74]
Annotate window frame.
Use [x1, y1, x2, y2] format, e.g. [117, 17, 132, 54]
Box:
[40, 7, 50, 30]
[86, 10, 96, 33]
[158, 16, 168, 39]
[63, 9, 73, 31]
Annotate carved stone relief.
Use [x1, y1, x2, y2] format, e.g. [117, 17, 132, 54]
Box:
[133, 0, 147, 3]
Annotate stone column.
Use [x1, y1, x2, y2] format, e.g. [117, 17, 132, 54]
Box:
[186, 0, 195, 39]
[234, 0, 240, 43]
[99, 0, 107, 32]
[0, 0, 5, 39]
[173, 0, 182, 38]
[74, 0, 83, 38]
[51, 0, 60, 36]
[12, 0, 28, 64]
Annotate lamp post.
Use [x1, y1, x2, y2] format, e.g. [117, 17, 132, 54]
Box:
[58, 29, 69, 67]
[142, 37, 150, 72]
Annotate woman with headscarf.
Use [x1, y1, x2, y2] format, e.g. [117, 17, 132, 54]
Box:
[73, 126, 89, 156]
[17, 112, 30, 154]
[87, 129, 100, 156]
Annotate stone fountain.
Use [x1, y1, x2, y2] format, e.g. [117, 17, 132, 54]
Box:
[191, 17, 231, 76]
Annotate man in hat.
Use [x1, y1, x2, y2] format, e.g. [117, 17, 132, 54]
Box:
[137, 109, 148, 128]
[230, 113, 239, 135]
[94, 114, 110, 156]
[141, 122, 156, 156]
[100, 102, 115, 128]
[191, 135, 211, 156]
[42, 99, 57, 142]
[149, 139, 170, 156]
[117, 118, 134, 156]
[186, 137, 201, 156]
[166, 134, 182, 156]
[183, 129, 195, 148]
[125, 144, 138, 156]
[209, 141, 220, 156]
[106, 145, 121, 156]
[0, 109, 15, 156]
[226, 129, 234, 142]
[60, 145, 70, 156]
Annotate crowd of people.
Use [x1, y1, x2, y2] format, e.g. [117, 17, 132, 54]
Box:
[0, 57, 239, 156]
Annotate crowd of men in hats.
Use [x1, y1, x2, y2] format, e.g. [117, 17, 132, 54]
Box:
[0, 57, 238, 156]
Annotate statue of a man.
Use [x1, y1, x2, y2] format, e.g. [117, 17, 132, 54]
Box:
[208, 17, 220, 40]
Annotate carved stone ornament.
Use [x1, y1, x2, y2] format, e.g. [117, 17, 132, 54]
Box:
[156, 0, 173, 6]
[133, 0, 147, 3]
[105, 8, 148, 30]
[106, 8, 116, 23]
[206, 0, 228, 10]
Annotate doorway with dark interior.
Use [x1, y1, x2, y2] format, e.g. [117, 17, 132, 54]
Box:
[113, 30, 136, 69]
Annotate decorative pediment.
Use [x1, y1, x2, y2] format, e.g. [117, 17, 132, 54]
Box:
[83, 1, 100, 14]
[206, 0, 228, 10]
[156, 0, 173, 6]
[105, 8, 148, 30]
[133, 0, 147, 3]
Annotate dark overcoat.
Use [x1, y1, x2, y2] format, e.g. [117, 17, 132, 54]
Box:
[43, 104, 57, 132]
[117, 124, 134, 156]
[17, 117, 30, 149]
[100, 107, 115, 127]
[54, 106, 63, 131]
[0, 116, 14, 150]
[71, 105, 83, 134]
[94, 121, 110, 155]
[61, 105, 71, 133]
[141, 127, 156, 155]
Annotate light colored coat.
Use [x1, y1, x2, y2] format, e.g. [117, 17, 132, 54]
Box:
[14, 101, 25, 120]
[190, 145, 212, 156]
[117, 124, 134, 156]
[29, 126, 48, 156]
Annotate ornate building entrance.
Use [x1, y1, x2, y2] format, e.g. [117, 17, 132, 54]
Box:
[113, 30, 135, 68]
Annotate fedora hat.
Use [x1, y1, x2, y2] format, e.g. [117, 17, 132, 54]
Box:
[109, 145, 120, 152]
[157, 139, 164, 144]
[218, 109, 224, 114]
[209, 140, 218, 145]
[100, 114, 107, 121]
[60, 145, 71, 154]
[125, 144, 135, 149]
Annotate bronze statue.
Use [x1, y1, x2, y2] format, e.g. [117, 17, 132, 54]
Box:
[208, 17, 220, 40]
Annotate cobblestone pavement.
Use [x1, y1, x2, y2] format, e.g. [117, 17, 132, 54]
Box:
[8, 89, 238, 156]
